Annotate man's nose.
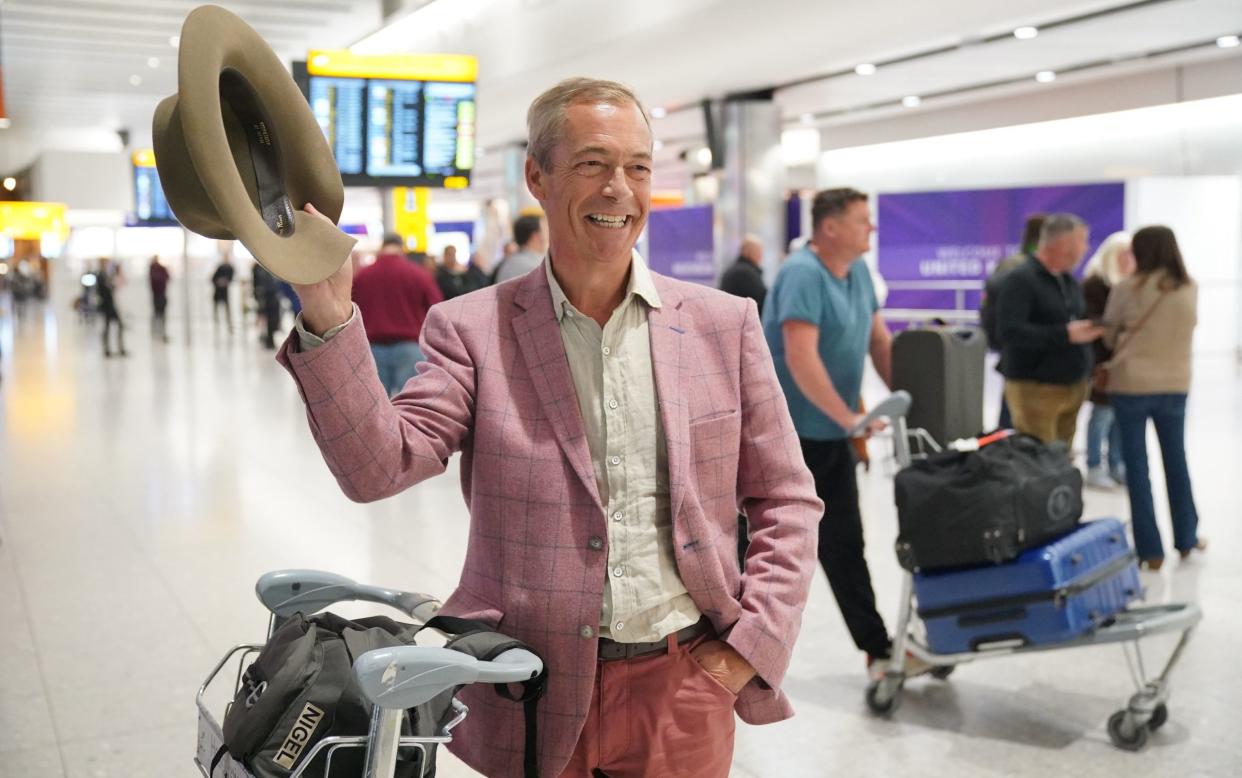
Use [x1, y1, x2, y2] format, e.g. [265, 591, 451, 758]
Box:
[602, 166, 631, 199]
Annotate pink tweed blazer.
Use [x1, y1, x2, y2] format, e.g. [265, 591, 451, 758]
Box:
[278, 265, 822, 777]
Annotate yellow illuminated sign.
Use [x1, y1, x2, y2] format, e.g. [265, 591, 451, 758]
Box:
[0, 201, 69, 240]
[307, 50, 478, 82]
[131, 149, 157, 168]
[392, 187, 430, 252]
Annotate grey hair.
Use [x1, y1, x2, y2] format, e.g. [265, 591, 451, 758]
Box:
[1039, 213, 1087, 246]
[526, 77, 651, 170]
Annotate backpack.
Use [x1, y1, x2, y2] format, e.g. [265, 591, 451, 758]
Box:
[210, 612, 546, 778]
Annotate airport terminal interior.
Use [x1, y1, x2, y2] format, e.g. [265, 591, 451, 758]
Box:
[2, 1, 1241, 776]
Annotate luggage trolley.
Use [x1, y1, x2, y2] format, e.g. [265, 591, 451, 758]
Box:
[854, 391, 1202, 752]
[195, 570, 544, 778]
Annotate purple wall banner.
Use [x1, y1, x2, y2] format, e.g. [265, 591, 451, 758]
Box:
[877, 182, 1126, 316]
[647, 205, 716, 285]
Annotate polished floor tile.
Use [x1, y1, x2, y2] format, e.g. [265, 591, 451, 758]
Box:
[1, 282, 1239, 777]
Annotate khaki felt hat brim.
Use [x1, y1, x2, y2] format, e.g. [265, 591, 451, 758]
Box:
[152, 4, 354, 285]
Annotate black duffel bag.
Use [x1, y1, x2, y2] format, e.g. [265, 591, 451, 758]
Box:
[894, 434, 1083, 572]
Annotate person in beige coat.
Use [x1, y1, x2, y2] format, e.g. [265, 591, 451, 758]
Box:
[1102, 225, 1204, 570]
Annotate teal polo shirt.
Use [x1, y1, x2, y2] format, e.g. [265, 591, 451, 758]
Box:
[762, 248, 879, 441]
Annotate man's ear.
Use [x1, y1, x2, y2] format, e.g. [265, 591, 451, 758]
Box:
[525, 156, 545, 201]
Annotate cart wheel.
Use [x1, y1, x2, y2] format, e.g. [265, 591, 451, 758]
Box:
[865, 679, 902, 716]
[1147, 703, 1168, 732]
[930, 665, 955, 681]
[1107, 710, 1150, 751]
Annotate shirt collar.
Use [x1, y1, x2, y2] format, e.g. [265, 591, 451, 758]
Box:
[544, 250, 662, 321]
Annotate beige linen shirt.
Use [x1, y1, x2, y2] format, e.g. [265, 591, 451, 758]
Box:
[544, 253, 702, 643]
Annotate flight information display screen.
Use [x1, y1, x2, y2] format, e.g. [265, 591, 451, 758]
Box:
[134, 165, 176, 225]
[297, 61, 476, 188]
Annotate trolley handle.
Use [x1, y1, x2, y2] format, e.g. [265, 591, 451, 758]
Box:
[847, 390, 912, 437]
[255, 569, 442, 624]
[353, 646, 544, 710]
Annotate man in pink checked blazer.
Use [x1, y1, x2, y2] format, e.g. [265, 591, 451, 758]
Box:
[281, 78, 822, 778]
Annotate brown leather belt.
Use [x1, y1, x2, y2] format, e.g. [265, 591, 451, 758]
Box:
[597, 618, 712, 661]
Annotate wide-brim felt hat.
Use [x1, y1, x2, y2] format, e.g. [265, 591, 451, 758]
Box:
[152, 5, 354, 284]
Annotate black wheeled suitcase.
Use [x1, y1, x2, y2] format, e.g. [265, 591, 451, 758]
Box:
[891, 326, 986, 445]
[894, 434, 1083, 572]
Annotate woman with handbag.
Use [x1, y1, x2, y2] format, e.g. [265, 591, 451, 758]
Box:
[1081, 232, 1134, 489]
[1101, 226, 1203, 570]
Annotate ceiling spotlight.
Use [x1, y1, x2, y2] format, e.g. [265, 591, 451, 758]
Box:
[169, 35, 180, 47]
[854, 63, 877, 76]
[0, 118, 11, 129]
[902, 95, 922, 108]
[800, 113, 815, 125]
[129, 74, 143, 87]
[1014, 26, 1039, 40]
[3, 177, 16, 192]
[148, 56, 160, 68]
[653, 140, 665, 152]
[694, 147, 713, 167]
[650, 106, 667, 119]
[1035, 70, 1057, 83]
[1217, 35, 1240, 48]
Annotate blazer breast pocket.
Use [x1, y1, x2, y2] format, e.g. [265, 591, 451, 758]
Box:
[689, 410, 741, 501]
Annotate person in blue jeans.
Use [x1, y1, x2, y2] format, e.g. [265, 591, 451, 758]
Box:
[1081, 231, 1134, 488]
[1101, 226, 1204, 570]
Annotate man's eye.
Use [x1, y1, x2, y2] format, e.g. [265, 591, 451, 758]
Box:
[577, 161, 606, 173]
[629, 165, 652, 178]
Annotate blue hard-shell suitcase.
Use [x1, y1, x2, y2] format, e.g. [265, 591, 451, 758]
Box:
[914, 518, 1142, 654]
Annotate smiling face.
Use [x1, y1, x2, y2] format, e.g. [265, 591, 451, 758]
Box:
[525, 100, 652, 270]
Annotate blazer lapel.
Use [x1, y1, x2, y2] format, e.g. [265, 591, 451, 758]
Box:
[511, 270, 604, 514]
[648, 278, 692, 525]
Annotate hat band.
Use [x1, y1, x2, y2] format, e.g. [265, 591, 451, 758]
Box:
[220, 68, 296, 239]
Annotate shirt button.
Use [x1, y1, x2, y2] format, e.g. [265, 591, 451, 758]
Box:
[602, 346, 611, 356]
[615, 622, 625, 631]
[610, 456, 621, 465]
[580, 625, 594, 639]
[588, 537, 603, 550]
[608, 399, 619, 410]
[612, 511, 623, 522]
[612, 566, 624, 578]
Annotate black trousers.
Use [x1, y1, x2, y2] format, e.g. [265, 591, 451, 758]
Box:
[801, 437, 891, 659]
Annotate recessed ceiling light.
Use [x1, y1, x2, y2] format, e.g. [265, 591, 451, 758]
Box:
[653, 140, 665, 151]
[650, 107, 667, 119]
[1218, 35, 1240, 48]
[800, 113, 815, 125]
[902, 95, 922, 108]
[3, 178, 16, 191]
[1014, 26, 1039, 40]
[854, 63, 877, 76]
[0, 118, 11, 129]
[147, 56, 160, 69]
[695, 147, 713, 167]
[1035, 70, 1057, 83]
[130, 74, 143, 87]
[169, 35, 180, 47]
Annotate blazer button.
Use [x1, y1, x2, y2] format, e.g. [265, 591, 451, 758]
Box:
[580, 625, 595, 639]
[588, 537, 603, 550]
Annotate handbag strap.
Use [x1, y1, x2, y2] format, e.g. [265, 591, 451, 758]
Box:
[1104, 287, 1169, 367]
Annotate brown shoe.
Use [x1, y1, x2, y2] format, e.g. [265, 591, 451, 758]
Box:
[1140, 558, 1164, 571]
[1178, 539, 1208, 560]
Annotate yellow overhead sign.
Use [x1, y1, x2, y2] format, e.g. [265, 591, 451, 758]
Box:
[0, 201, 69, 240]
[307, 50, 478, 82]
[131, 149, 157, 168]
[392, 187, 430, 252]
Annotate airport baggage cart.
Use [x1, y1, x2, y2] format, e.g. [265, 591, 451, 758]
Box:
[853, 392, 1202, 752]
[195, 570, 544, 778]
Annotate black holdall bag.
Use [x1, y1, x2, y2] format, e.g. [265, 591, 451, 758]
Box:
[894, 434, 1083, 572]
[211, 612, 547, 778]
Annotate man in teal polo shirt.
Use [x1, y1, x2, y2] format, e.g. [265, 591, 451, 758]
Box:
[764, 187, 921, 680]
